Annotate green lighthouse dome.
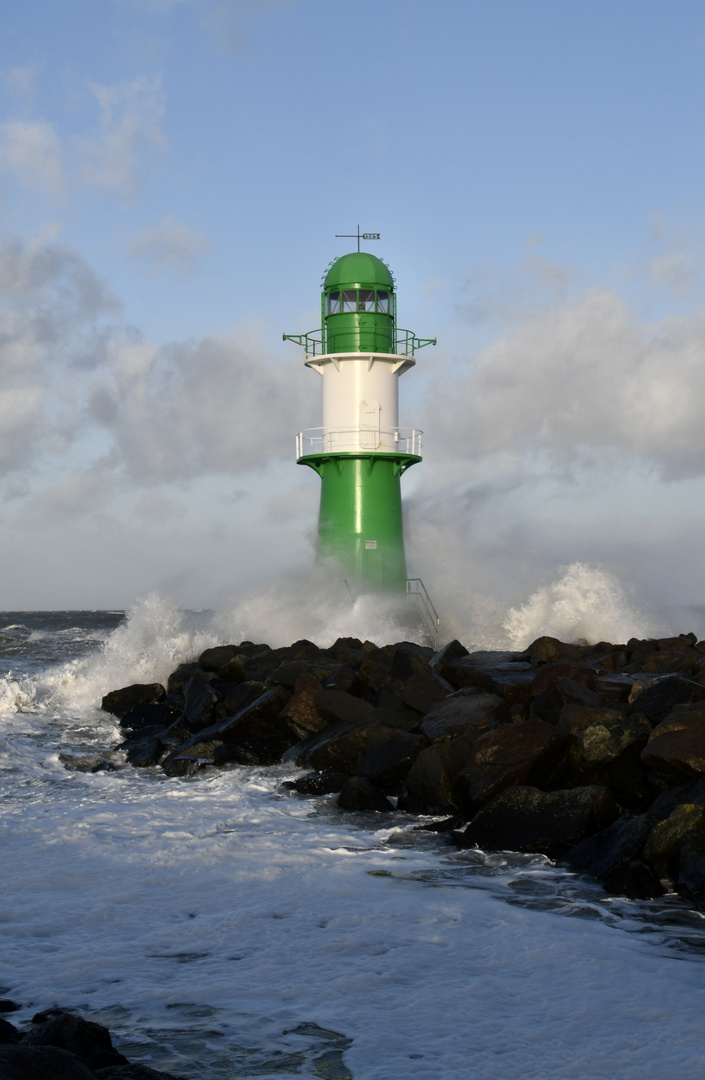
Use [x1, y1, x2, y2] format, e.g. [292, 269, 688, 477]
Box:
[322, 251, 396, 354]
[323, 252, 394, 291]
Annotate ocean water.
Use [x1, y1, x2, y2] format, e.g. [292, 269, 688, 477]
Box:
[2, 597, 705, 1079]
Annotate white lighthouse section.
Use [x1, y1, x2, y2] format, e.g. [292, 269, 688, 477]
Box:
[296, 352, 422, 458]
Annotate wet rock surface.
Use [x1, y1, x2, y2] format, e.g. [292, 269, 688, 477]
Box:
[0, 1011, 181, 1080]
[100, 631, 705, 906]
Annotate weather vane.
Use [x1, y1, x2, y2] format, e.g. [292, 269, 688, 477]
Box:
[335, 225, 380, 253]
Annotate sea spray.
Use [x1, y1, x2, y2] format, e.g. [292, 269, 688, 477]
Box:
[502, 562, 664, 649]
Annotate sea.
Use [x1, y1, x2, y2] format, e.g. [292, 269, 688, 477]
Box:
[1, 597, 705, 1080]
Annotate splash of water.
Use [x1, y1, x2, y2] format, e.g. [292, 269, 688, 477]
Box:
[502, 562, 662, 649]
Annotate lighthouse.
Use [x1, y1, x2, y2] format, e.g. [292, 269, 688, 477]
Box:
[284, 238, 435, 591]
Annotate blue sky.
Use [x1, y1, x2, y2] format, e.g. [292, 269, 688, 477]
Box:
[2, 0, 705, 624]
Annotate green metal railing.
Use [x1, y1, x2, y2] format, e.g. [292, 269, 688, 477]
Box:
[283, 328, 436, 359]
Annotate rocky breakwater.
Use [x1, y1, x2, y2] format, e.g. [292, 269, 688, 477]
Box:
[98, 632, 705, 906]
[0, 1006, 180, 1079]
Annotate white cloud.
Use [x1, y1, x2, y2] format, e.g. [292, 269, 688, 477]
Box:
[0, 120, 64, 193]
[77, 76, 166, 198]
[426, 286, 705, 482]
[129, 216, 210, 275]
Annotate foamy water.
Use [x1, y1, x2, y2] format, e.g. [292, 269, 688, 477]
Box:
[1, 574, 705, 1078]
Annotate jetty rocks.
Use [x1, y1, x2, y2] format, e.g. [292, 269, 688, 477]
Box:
[101, 632, 705, 906]
[0, 1007, 180, 1079]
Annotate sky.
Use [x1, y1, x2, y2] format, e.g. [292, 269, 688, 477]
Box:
[2, 0, 705, 622]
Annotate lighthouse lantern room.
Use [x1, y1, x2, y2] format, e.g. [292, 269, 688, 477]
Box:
[284, 245, 435, 591]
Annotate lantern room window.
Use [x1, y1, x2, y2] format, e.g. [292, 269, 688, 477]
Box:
[341, 290, 357, 312]
[376, 290, 390, 314]
[359, 289, 375, 312]
[327, 292, 340, 315]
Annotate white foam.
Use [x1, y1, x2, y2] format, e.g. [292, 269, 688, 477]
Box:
[502, 562, 663, 649]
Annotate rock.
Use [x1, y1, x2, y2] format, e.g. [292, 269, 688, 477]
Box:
[381, 648, 453, 714]
[569, 712, 652, 805]
[0, 1018, 19, 1044]
[356, 727, 426, 793]
[325, 636, 365, 664]
[278, 674, 329, 734]
[0, 1002, 21, 1014]
[642, 803, 705, 881]
[419, 689, 508, 742]
[119, 703, 178, 731]
[212, 680, 272, 724]
[284, 771, 351, 795]
[58, 754, 118, 773]
[428, 638, 470, 678]
[443, 654, 537, 705]
[459, 784, 618, 858]
[593, 673, 653, 706]
[314, 689, 376, 727]
[95, 1065, 183, 1079]
[121, 729, 165, 767]
[641, 703, 705, 783]
[529, 661, 602, 696]
[0, 1044, 98, 1079]
[166, 661, 199, 698]
[397, 735, 477, 815]
[531, 677, 605, 725]
[101, 683, 165, 719]
[198, 644, 245, 675]
[214, 733, 299, 766]
[181, 669, 222, 731]
[337, 777, 393, 812]
[453, 718, 568, 811]
[625, 675, 705, 725]
[162, 685, 293, 772]
[523, 636, 583, 662]
[676, 828, 705, 902]
[23, 1011, 128, 1071]
[322, 664, 361, 694]
[563, 813, 663, 897]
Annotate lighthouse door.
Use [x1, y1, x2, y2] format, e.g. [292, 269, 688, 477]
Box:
[359, 400, 381, 449]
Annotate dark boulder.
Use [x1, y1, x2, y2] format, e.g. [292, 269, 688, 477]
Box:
[428, 638, 470, 678]
[626, 676, 705, 725]
[523, 636, 583, 662]
[284, 771, 351, 795]
[676, 828, 705, 902]
[314, 689, 376, 727]
[121, 729, 166, 767]
[531, 677, 605, 725]
[453, 718, 568, 811]
[419, 689, 508, 742]
[459, 784, 618, 858]
[23, 1011, 128, 1071]
[101, 683, 165, 719]
[398, 735, 477, 815]
[562, 808, 676, 899]
[0, 1018, 19, 1044]
[443, 654, 537, 705]
[356, 727, 426, 793]
[278, 674, 329, 734]
[381, 648, 452, 714]
[0, 1044, 98, 1079]
[568, 712, 652, 805]
[198, 644, 245, 676]
[337, 777, 393, 812]
[118, 703, 178, 732]
[641, 703, 705, 783]
[642, 803, 705, 881]
[95, 1065, 184, 1079]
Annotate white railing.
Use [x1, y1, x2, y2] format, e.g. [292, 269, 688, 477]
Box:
[296, 427, 422, 459]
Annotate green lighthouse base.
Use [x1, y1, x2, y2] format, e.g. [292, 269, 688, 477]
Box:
[298, 452, 420, 591]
